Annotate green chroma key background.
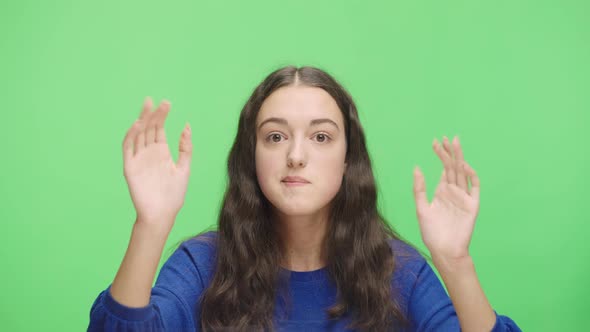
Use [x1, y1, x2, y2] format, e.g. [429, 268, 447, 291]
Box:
[1, 0, 588, 330]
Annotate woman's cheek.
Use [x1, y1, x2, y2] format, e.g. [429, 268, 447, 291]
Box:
[319, 155, 346, 195]
[255, 152, 280, 193]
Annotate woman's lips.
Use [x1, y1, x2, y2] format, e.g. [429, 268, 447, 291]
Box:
[281, 176, 310, 187]
[282, 181, 309, 187]
[282, 176, 310, 183]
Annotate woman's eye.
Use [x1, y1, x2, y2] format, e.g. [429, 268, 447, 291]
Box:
[267, 133, 283, 143]
[315, 133, 331, 143]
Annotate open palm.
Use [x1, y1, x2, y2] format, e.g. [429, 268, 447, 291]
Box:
[122, 97, 193, 230]
[413, 136, 481, 260]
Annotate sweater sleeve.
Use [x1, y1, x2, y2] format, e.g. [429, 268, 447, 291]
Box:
[87, 236, 214, 332]
[407, 258, 521, 332]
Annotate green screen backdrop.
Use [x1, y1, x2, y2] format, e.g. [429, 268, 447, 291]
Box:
[1, 0, 588, 331]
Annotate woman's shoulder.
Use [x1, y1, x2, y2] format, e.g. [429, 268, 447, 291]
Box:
[387, 237, 430, 293]
[171, 230, 219, 279]
[182, 230, 218, 246]
[388, 237, 426, 263]
[179, 230, 219, 256]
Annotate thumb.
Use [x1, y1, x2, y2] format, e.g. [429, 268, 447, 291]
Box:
[177, 122, 193, 171]
[413, 166, 429, 213]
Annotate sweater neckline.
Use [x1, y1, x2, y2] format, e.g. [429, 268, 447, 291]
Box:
[280, 266, 328, 282]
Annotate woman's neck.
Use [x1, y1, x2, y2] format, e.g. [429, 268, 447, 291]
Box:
[274, 209, 329, 272]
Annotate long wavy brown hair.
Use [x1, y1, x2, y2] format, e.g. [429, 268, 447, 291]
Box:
[197, 65, 411, 331]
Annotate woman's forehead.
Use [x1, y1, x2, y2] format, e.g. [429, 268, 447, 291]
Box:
[257, 86, 343, 126]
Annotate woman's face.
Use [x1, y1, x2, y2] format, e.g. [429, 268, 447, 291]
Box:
[255, 85, 347, 218]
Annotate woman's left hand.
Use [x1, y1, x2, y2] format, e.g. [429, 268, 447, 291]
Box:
[412, 136, 480, 262]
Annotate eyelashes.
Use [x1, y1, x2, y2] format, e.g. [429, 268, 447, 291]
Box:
[265, 132, 332, 144]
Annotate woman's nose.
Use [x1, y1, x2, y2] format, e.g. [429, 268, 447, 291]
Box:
[287, 157, 306, 168]
[286, 140, 307, 168]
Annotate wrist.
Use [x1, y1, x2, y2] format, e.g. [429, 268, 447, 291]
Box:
[431, 254, 474, 274]
[133, 217, 173, 239]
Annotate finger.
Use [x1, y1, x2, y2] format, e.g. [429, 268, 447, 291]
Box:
[145, 101, 168, 146]
[135, 121, 147, 154]
[463, 162, 480, 201]
[155, 101, 171, 144]
[433, 138, 456, 185]
[442, 136, 457, 185]
[135, 97, 153, 155]
[434, 168, 447, 194]
[413, 166, 429, 215]
[123, 120, 142, 164]
[442, 136, 454, 158]
[439, 168, 447, 183]
[452, 136, 469, 192]
[139, 96, 152, 121]
[433, 169, 447, 199]
[177, 122, 193, 171]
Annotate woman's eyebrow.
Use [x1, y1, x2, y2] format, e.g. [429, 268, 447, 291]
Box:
[257, 117, 340, 131]
[310, 118, 340, 131]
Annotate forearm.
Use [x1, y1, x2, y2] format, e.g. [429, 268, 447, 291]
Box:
[109, 218, 172, 308]
[433, 255, 496, 332]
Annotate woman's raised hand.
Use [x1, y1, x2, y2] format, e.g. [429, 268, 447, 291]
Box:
[122, 97, 193, 232]
[412, 136, 480, 263]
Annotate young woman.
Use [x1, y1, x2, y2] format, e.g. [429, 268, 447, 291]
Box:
[88, 66, 521, 331]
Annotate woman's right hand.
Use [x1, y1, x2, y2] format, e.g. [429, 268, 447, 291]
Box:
[122, 97, 193, 232]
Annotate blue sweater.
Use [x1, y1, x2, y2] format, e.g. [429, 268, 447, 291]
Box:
[88, 231, 521, 331]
